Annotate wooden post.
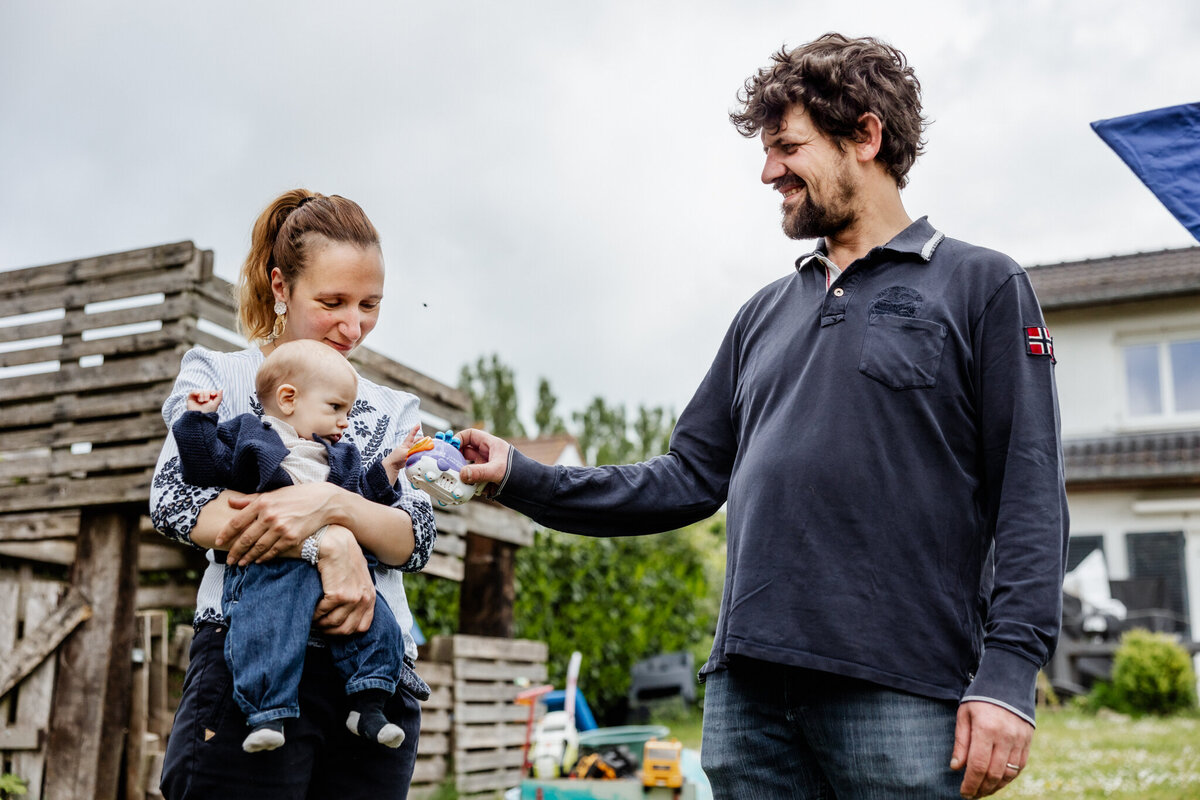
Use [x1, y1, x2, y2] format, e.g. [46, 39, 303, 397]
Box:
[42, 504, 140, 800]
[458, 532, 516, 638]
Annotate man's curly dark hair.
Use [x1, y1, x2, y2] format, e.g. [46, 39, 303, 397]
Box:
[730, 33, 927, 188]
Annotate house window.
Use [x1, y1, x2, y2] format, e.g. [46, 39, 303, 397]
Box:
[1124, 531, 1189, 635]
[1123, 337, 1200, 418]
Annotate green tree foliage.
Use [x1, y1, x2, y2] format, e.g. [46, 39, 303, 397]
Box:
[403, 570, 461, 641]
[573, 396, 676, 466]
[512, 517, 726, 722]
[633, 405, 677, 462]
[534, 377, 567, 436]
[458, 354, 526, 438]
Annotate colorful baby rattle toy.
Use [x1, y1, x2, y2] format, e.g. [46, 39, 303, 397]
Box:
[403, 430, 482, 507]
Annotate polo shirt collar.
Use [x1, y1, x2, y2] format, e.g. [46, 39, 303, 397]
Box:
[794, 216, 945, 274]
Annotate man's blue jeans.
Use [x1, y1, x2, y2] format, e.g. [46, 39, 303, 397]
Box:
[701, 657, 963, 799]
[223, 559, 403, 726]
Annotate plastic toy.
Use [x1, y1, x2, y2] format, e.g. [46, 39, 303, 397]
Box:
[641, 738, 683, 789]
[403, 430, 482, 507]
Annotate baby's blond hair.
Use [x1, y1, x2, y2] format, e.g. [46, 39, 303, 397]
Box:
[255, 340, 358, 414]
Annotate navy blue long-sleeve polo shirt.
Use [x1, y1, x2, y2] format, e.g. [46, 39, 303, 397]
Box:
[499, 218, 1069, 723]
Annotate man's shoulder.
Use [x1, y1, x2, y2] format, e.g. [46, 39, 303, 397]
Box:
[739, 271, 803, 315]
[933, 235, 1024, 278]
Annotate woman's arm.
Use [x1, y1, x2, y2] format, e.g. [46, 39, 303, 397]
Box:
[218, 481, 416, 566]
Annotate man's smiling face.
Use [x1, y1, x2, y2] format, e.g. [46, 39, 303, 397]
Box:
[760, 104, 860, 240]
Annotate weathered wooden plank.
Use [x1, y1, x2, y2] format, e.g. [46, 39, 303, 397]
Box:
[453, 682, 533, 704]
[0, 350, 182, 405]
[454, 662, 548, 684]
[422, 552, 465, 582]
[0, 442, 162, 483]
[2, 411, 165, 452]
[189, 328, 244, 355]
[454, 725, 529, 750]
[0, 588, 91, 701]
[0, 294, 198, 345]
[0, 384, 171, 429]
[0, 725, 41, 750]
[350, 347, 470, 421]
[0, 243, 200, 297]
[0, 470, 155, 513]
[423, 683, 453, 712]
[411, 757, 448, 785]
[460, 501, 535, 547]
[126, 615, 151, 800]
[455, 766, 523, 793]
[415, 731, 450, 755]
[454, 748, 525, 773]
[0, 579, 18, 730]
[418, 661, 453, 686]
[460, 534, 515, 637]
[0, 270, 204, 321]
[43, 505, 140, 800]
[455, 704, 529, 725]
[436, 634, 548, 663]
[0, 540, 77, 566]
[0, 511, 80, 541]
[11, 581, 60, 800]
[0, 321, 187, 370]
[136, 583, 200, 611]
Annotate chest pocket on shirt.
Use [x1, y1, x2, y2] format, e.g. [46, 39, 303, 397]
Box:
[858, 314, 947, 390]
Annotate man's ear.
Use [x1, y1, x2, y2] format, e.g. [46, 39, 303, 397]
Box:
[275, 384, 297, 415]
[853, 112, 884, 163]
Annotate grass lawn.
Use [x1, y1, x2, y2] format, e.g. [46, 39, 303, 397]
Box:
[1008, 709, 1200, 799]
[650, 706, 1200, 799]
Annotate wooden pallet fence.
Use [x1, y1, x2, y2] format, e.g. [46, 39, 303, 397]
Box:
[125, 611, 171, 800]
[408, 660, 453, 800]
[425, 634, 548, 799]
[0, 571, 69, 800]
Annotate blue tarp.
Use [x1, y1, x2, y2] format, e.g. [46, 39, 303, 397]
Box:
[1092, 102, 1200, 243]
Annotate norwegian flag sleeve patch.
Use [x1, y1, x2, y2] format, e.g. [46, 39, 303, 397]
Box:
[1026, 326, 1056, 364]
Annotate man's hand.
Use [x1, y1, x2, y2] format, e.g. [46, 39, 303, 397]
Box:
[458, 429, 512, 488]
[951, 701, 1032, 798]
[187, 389, 222, 413]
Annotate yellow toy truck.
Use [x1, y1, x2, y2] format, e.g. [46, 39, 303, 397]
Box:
[641, 737, 683, 789]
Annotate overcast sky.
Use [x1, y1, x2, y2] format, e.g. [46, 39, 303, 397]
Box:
[3, 1, 1198, 428]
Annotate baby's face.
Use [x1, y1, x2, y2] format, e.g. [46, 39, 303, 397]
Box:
[287, 370, 357, 443]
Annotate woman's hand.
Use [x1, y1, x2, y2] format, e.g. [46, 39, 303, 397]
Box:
[311, 524, 376, 635]
[217, 482, 341, 565]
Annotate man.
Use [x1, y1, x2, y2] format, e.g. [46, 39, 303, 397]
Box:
[460, 33, 1067, 800]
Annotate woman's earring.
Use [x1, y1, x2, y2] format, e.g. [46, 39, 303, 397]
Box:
[270, 300, 287, 341]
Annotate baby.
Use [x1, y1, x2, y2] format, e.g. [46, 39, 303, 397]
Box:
[172, 339, 414, 753]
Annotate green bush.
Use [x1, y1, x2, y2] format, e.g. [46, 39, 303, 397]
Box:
[1097, 629, 1198, 715]
[0, 772, 28, 798]
[513, 517, 725, 722]
[404, 569, 461, 641]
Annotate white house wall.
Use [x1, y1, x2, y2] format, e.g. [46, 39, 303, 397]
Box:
[1046, 297, 1200, 438]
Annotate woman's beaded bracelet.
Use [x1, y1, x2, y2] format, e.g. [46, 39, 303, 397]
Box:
[300, 525, 330, 566]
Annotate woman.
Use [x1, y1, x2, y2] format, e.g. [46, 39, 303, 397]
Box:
[151, 189, 436, 799]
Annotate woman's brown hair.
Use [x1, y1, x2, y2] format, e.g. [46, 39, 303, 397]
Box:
[237, 189, 381, 342]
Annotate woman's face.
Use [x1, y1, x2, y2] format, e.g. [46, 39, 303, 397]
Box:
[272, 237, 385, 355]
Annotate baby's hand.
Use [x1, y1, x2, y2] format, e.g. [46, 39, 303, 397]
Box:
[187, 389, 223, 413]
[382, 423, 422, 485]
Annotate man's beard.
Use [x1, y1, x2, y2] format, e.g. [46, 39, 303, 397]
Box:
[781, 174, 856, 240]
